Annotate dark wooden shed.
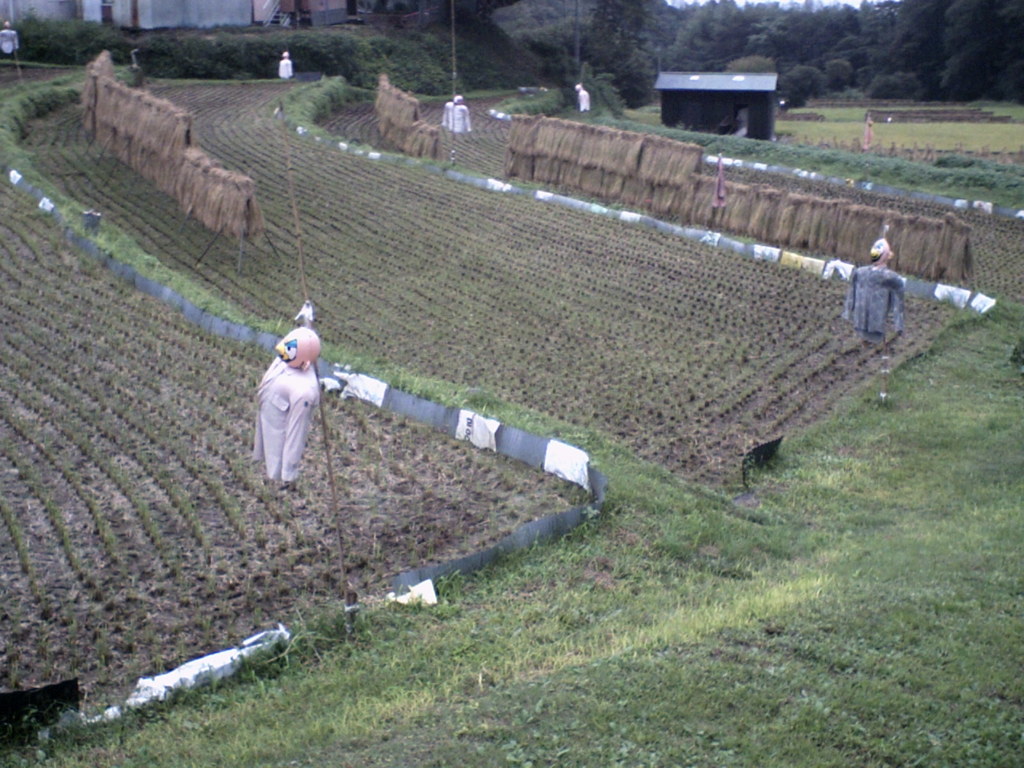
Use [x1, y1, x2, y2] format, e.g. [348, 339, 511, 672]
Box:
[654, 72, 778, 141]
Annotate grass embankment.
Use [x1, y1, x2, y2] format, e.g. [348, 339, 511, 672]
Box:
[30, 298, 1024, 765]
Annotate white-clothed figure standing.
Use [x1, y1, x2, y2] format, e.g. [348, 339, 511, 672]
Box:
[0, 21, 18, 56]
[278, 51, 293, 79]
[450, 95, 471, 133]
[575, 83, 590, 112]
[253, 327, 321, 487]
[442, 97, 455, 131]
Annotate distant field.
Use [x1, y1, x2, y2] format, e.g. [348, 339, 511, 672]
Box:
[626, 102, 1024, 155]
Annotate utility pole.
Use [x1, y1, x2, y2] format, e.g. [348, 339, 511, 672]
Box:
[574, 0, 580, 77]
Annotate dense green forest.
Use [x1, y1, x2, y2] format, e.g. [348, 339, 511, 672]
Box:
[495, 0, 1024, 107]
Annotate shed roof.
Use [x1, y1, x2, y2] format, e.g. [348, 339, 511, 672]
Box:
[654, 72, 778, 93]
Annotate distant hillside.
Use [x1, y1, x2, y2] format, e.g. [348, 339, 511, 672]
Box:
[12, 17, 540, 95]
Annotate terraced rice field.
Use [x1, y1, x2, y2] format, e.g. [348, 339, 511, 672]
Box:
[0, 178, 582, 708]
[8, 76, 1022, 712]
[24, 82, 956, 484]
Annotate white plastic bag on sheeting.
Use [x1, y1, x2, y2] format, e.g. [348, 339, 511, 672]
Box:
[39, 197, 55, 213]
[337, 372, 388, 407]
[934, 283, 971, 308]
[534, 190, 553, 201]
[320, 376, 342, 392]
[969, 293, 997, 314]
[486, 178, 513, 192]
[752, 244, 780, 263]
[972, 200, 993, 215]
[543, 439, 591, 492]
[823, 259, 854, 281]
[8, 169, 21, 185]
[387, 579, 438, 605]
[619, 211, 642, 223]
[94, 625, 290, 722]
[456, 409, 501, 451]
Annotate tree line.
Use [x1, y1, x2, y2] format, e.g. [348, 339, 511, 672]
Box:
[497, 0, 1024, 107]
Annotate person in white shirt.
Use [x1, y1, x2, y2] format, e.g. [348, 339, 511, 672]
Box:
[450, 94, 471, 134]
[575, 83, 590, 113]
[278, 51, 293, 80]
[0, 21, 19, 56]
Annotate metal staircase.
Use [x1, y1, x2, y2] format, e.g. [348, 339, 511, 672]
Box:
[262, 0, 292, 26]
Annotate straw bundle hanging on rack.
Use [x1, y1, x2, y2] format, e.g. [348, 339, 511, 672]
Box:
[81, 50, 115, 137]
[832, 204, 888, 263]
[373, 74, 445, 161]
[82, 51, 263, 242]
[636, 134, 703, 186]
[173, 148, 265, 240]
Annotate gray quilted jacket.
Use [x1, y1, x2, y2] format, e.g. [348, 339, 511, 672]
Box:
[842, 265, 905, 343]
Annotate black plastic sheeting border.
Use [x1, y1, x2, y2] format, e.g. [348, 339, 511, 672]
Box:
[5, 165, 608, 598]
[0, 679, 79, 739]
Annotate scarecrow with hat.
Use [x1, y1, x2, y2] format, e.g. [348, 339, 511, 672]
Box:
[842, 233, 906, 400]
[842, 234, 905, 344]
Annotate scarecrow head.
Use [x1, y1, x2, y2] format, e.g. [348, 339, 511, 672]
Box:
[275, 327, 320, 370]
[870, 238, 891, 263]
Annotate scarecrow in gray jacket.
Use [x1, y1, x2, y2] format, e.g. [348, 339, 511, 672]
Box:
[842, 236, 905, 344]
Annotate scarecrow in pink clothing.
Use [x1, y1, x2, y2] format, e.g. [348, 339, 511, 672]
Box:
[253, 326, 321, 488]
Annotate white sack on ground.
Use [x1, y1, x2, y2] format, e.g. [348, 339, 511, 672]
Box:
[95, 625, 290, 721]
[338, 372, 389, 407]
[388, 579, 438, 605]
[933, 283, 971, 308]
[969, 293, 996, 313]
[753, 244, 780, 262]
[823, 259, 855, 281]
[456, 409, 501, 451]
[544, 439, 591, 491]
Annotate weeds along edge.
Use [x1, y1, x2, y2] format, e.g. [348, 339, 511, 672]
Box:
[3, 162, 607, 593]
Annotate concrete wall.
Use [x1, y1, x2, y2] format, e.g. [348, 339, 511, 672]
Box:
[2, 0, 77, 22]
[111, 0, 252, 29]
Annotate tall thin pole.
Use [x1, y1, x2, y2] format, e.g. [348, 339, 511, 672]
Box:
[573, 0, 580, 77]
[276, 104, 352, 612]
[449, 0, 457, 98]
